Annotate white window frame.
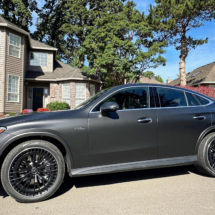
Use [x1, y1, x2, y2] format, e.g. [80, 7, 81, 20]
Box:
[62, 83, 71, 105]
[0, 30, 1, 49]
[7, 74, 20, 103]
[9, 33, 21, 58]
[75, 83, 86, 106]
[29, 52, 48, 67]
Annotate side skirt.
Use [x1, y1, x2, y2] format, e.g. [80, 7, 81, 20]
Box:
[70, 155, 197, 177]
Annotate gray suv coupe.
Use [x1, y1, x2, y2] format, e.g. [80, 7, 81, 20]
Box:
[0, 84, 215, 203]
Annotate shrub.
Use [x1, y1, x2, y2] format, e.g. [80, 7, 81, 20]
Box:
[47, 101, 70, 111]
[23, 109, 33, 114]
[177, 85, 215, 99]
[9, 112, 17, 116]
[0, 114, 4, 117]
[37, 108, 50, 112]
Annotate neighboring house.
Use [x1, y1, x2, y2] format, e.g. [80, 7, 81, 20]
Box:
[169, 61, 215, 88]
[139, 76, 162, 84]
[0, 16, 102, 114]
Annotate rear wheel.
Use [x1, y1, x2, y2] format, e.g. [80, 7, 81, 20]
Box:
[1, 140, 65, 203]
[196, 132, 215, 177]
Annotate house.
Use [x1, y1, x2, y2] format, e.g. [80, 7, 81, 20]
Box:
[139, 76, 163, 84]
[0, 16, 102, 114]
[169, 62, 215, 88]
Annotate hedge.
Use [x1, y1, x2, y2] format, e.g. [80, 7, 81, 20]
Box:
[47, 101, 70, 111]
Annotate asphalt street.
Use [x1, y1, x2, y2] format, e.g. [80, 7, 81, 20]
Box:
[0, 165, 215, 215]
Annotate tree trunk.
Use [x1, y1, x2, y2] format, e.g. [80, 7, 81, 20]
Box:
[179, 57, 186, 86]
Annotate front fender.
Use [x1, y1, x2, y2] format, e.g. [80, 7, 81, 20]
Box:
[0, 130, 74, 172]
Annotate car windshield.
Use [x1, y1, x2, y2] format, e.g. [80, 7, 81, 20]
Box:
[74, 87, 113, 109]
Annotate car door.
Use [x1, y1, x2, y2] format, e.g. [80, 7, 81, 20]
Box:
[154, 87, 212, 159]
[88, 86, 158, 167]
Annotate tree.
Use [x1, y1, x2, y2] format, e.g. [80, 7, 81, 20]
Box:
[155, 75, 163, 83]
[77, 0, 167, 85]
[0, 0, 39, 31]
[31, 0, 68, 60]
[148, 0, 215, 86]
[143, 71, 155, 79]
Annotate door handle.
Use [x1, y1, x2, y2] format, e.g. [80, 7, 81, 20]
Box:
[193, 116, 206, 120]
[137, 118, 152, 123]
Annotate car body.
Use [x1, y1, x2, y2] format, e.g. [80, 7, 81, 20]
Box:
[1, 83, 215, 202]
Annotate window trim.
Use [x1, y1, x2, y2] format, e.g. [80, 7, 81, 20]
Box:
[89, 86, 214, 113]
[62, 83, 71, 105]
[7, 74, 20, 103]
[29, 52, 48, 67]
[9, 33, 21, 59]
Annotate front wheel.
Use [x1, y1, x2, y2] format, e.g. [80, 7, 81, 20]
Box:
[1, 140, 65, 203]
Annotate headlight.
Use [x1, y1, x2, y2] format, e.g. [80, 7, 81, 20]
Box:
[0, 127, 6, 134]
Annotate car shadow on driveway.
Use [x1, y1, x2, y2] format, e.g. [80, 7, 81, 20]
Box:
[0, 165, 207, 200]
[50, 165, 205, 200]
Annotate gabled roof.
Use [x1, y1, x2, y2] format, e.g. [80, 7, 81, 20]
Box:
[25, 60, 102, 83]
[0, 16, 57, 51]
[139, 76, 162, 84]
[169, 62, 215, 86]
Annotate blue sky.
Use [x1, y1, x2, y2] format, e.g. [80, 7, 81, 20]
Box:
[30, 0, 215, 83]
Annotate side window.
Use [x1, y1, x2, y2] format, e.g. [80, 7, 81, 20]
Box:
[157, 88, 187, 107]
[186, 92, 200, 106]
[195, 95, 210, 105]
[93, 87, 149, 112]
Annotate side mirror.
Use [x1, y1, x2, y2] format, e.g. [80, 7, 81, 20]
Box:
[100, 102, 119, 116]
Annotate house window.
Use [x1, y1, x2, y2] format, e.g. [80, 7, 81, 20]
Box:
[90, 84, 95, 97]
[8, 74, 20, 102]
[30, 52, 48, 66]
[9, 33, 21, 58]
[62, 83, 70, 105]
[75, 83, 86, 106]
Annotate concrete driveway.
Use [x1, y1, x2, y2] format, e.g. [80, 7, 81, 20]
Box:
[0, 165, 215, 215]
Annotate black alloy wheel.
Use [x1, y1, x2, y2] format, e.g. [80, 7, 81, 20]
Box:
[1, 140, 65, 203]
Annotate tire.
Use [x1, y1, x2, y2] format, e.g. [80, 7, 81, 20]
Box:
[196, 132, 215, 177]
[1, 140, 65, 203]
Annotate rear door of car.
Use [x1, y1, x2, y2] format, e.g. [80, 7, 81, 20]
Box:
[153, 87, 212, 158]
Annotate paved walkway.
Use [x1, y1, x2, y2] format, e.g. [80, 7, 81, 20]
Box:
[0, 165, 215, 215]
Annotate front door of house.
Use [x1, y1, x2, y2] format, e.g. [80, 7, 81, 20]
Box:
[33, 88, 44, 111]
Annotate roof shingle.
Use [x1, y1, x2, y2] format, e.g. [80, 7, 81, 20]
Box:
[169, 62, 215, 86]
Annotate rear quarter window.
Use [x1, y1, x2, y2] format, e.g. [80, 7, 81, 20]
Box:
[194, 95, 210, 105]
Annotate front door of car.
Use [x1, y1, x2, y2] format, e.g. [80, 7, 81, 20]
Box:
[88, 87, 158, 167]
[154, 87, 212, 159]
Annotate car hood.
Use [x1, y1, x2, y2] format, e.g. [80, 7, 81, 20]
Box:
[0, 110, 77, 127]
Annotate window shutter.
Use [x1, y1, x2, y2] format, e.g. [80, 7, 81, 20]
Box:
[90, 84, 95, 97]
[75, 83, 86, 106]
[62, 83, 70, 105]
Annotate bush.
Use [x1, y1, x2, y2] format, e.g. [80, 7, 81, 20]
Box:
[177, 85, 215, 99]
[37, 108, 50, 112]
[23, 109, 33, 114]
[9, 112, 17, 116]
[0, 114, 4, 117]
[47, 101, 70, 111]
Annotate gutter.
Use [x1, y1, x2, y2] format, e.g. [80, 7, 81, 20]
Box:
[25, 77, 103, 84]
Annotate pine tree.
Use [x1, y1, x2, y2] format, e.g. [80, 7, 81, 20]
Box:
[148, 0, 215, 86]
[0, 0, 39, 31]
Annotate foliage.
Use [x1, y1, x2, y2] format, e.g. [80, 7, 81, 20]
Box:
[70, 0, 167, 85]
[0, 114, 4, 117]
[9, 112, 17, 116]
[47, 101, 70, 111]
[155, 75, 163, 83]
[37, 108, 50, 112]
[148, 0, 215, 86]
[22, 109, 33, 114]
[143, 71, 155, 79]
[178, 85, 215, 99]
[31, 0, 68, 60]
[0, 0, 39, 31]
